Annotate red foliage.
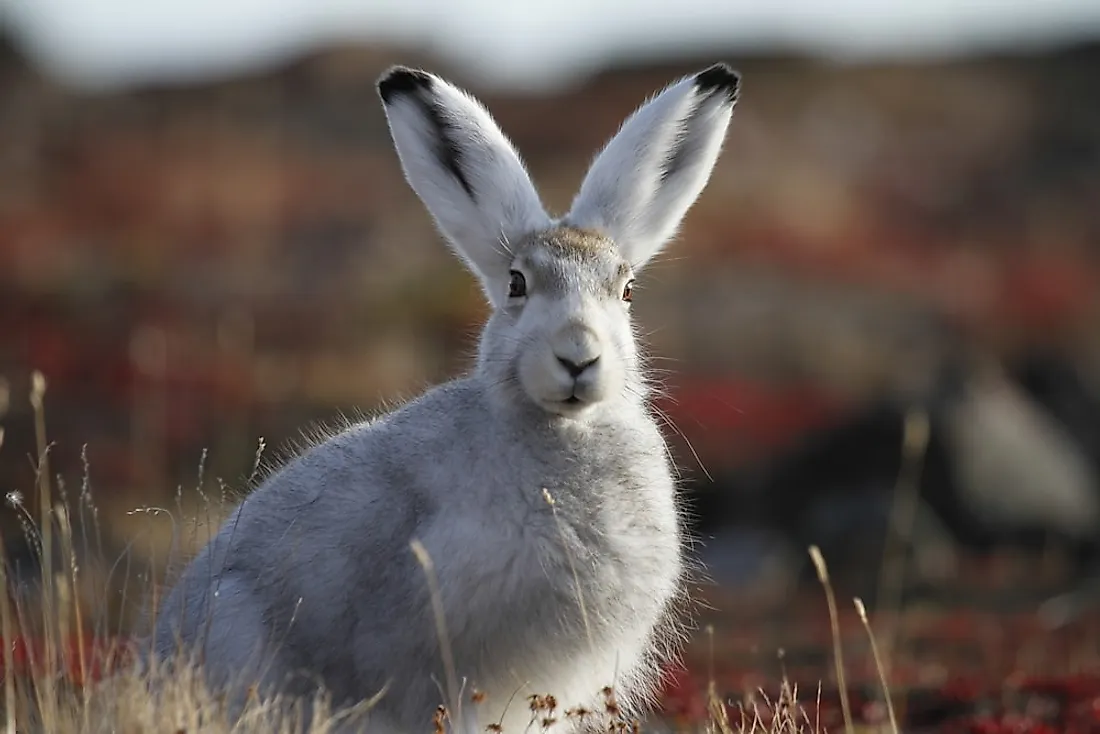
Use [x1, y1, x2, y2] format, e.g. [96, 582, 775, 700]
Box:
[0, 635, 130, 688]
[653, 377, 843, 467]
[657, 665, 1100, 733]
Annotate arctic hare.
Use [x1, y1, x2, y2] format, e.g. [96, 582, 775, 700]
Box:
[153, 62, 740, 733]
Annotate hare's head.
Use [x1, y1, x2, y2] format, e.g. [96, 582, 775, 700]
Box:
[378, 64, 738, 418]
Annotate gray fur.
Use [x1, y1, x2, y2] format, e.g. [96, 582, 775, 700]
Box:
[152, 63, 739, 734]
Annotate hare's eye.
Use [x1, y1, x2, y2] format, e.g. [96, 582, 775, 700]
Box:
[508, 270, 527, 299]
[622, 279, 635, 303]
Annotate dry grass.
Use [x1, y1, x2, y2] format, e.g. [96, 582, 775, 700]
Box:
[0, 372, 382, 733]
[6, 659, 368, 733]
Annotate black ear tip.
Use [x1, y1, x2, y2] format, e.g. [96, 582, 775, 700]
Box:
[694, 63, 741, 103]
[378, 66, 434, 104]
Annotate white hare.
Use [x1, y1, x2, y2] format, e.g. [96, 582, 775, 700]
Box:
[152, 62, 740, 733]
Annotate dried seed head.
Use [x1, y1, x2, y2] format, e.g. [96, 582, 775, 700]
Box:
[602, 687, 621, 717]
[30, 370, 47, 409]
[853, 597, 868, 623]
[808, 545, 829, 583]
[524, 693, 559, 715]
[432, 705, 448, 734]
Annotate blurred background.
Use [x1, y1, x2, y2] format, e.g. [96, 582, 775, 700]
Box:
[0, 0, 1099, 689]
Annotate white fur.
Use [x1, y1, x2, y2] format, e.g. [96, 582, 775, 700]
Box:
[151, 63, 740, 734]
[381, 73, 552, 306]
[566, 69, 738, 268]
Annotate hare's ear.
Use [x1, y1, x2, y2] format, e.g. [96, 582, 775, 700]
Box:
[565, 63, 739, 270]
[378, 67, 551, 305]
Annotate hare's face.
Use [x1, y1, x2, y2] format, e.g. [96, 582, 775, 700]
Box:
[488, 227, 638, 417]
[378, 63, 739, 417]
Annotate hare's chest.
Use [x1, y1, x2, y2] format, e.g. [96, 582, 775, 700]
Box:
[485, 467, 681, 729]
[459, 413, 684, 616]
[529, 435, 682, 611]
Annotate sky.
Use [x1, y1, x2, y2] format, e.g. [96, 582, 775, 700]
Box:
[2, 0, 1100, 91]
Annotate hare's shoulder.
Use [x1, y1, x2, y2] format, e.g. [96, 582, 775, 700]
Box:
[239, 379, 486, 508]
[207, 380, 485, 571]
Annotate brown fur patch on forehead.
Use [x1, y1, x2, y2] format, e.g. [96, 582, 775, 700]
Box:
[518, 226, 615, 258]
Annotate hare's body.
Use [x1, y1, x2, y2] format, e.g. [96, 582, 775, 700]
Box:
[154, 64, 740, 732]
[156, 370, 679, 731]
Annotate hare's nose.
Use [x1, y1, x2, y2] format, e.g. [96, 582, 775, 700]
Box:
[556, 355, 600, 378]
